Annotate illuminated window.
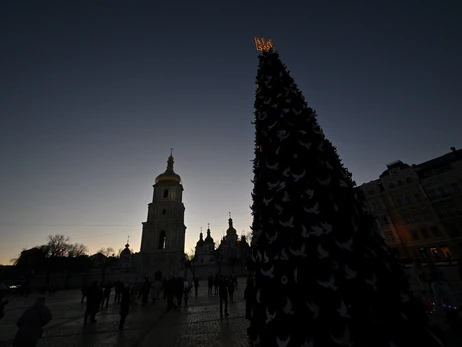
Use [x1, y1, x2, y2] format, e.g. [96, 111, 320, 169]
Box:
[384, 232, 395, 240]
[430, 248, 441, 260]
[163, 189, 169, 198]
[440, 246, 452, 260]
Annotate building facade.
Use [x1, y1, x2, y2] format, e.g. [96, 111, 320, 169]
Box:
[360, 147, 462, 262]
[139, 154, 186, 278]
[194, 226, 216, 266]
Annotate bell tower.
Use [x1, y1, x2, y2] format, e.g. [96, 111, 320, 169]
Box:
[139, 151, 186, 277]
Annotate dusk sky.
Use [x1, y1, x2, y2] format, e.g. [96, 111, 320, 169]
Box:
[1, 0, 461, 265]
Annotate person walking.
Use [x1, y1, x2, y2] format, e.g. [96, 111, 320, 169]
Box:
[141, 278, 151, 307]
[114, 281, 123, 305]
[176, 277, 184, 307]
[84, 282, 102, 325]
[219, 276, 229, 318]
[184, 281, 191, 307]
[194, 278, 199, 297]
[119, 284, 131, 331]
[13, 297, 52, 347]
[166, 274, 177, 311]
[227, 276, 235, 302]
[151, 279, 162, 305]
[101, 282, 112, 309]
[208, 275, 213, 296]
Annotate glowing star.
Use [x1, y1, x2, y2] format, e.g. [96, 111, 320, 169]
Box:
[255, 37, 275, 52]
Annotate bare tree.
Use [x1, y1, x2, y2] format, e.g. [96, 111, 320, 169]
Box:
[67, 243, 88, 257]
[98, 247, 115, 257]
[47, 234, 70, 257]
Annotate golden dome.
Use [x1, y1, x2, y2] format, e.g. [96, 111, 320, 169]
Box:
[155, 154, 182, 185]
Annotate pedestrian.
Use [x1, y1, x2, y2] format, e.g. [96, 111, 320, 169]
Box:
[166, 274, 177, 311]
[218, 276, 229, 318]
[80, 285, 88, 304]
[101, 282, 112, 309]
[141, 278, 151, 307]
[227, 276, 235, 302]
[119, 284, 130, 331]
[84, 282, 102, 325]
[162, 278, 168, 299]
[208, 275, 213, 296]
[13, 297, 52, 347]
[176, 277, 184, 306]
[151, 279, 162, 305]
[0, 299, 8, 321]
[114, 281, 123, 305]
[184, 281, 191, 306]
[214, 275, 219, 295]
[194, 278, 199, 297]
[244, 276, 256, 320]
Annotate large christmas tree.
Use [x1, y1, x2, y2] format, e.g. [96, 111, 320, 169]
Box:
[249, 45, 441, 347]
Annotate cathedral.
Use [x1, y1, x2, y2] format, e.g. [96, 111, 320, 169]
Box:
[139, 153, 186, 278]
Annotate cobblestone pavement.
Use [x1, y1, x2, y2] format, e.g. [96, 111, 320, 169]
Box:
[2, 277, 462, 347]
[0, 289, 166, 347]
[139, 278, 250, 347]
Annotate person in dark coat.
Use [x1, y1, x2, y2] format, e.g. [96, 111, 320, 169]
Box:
[84, 282, 102, 325]
[227, 276, 235, 302]
[114, 281, 123, 305]
[194, 278, 199, 297]
[0, 299, 8, 321]
[101, 282, 112, 309]
[80, 285, 88, 304]
[141, 278, 151, 307]
[244, 276, 256, 320]
[176, 277, 184, 306]
[13, 297, 52, 347]
[208, 275, 213, 296]
[218, 276, 229, 318]
[214, 275, 219, 295]
[119, 284, 131, 331]
[166, 274, 177, 311]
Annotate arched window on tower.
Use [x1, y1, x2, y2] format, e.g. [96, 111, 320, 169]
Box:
[163, 189, 169, 198]
[158, 230, 166, 249]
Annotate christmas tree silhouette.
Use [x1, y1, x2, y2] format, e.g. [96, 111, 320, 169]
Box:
[248, 46, 441, 347]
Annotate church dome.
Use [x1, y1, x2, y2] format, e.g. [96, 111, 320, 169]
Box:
[121, 243, 131, 256]
[226, 215, 237, 236]
[196, 232, 205, 247]
[204, 227, 214, 244]
[155, 154, 182, 185]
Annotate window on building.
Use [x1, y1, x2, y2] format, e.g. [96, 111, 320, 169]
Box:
[429, 247, 441, 260]
[448, 205, 460, 217]
[414, 193, 422, 201]
[421, 228, 429, 238]
[440, 246, 452, 260]
[391, 248, 400, 257]
[411, 230, 419, 240]
[396, 198, 403, 207]
[210, 257, 214, 262]
[389, 182, 396, 189]
[200, 258, 204, 264]
[437, 186, 448, 198]
[403, 214, 411, 223]
[406, 177, 412, 183]
[430, 226, 442, 237]
[413, 213, 422, 221]
[162, 209, 167, 215]
[423, 210, 432, 220]
[427, 189, 438, 201]
[368, 189, 375, 195]
[384, 231, 395, 241]
[158, 230, 166, 249]
[451, 181, 461, 193]
[404, 195, 412, 204]
[398, 179, 404, 186]
[163, 189, 169, 198]
[419, 248, 428, 261]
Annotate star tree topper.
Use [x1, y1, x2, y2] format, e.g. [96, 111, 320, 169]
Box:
[255, 37, 274, 52]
